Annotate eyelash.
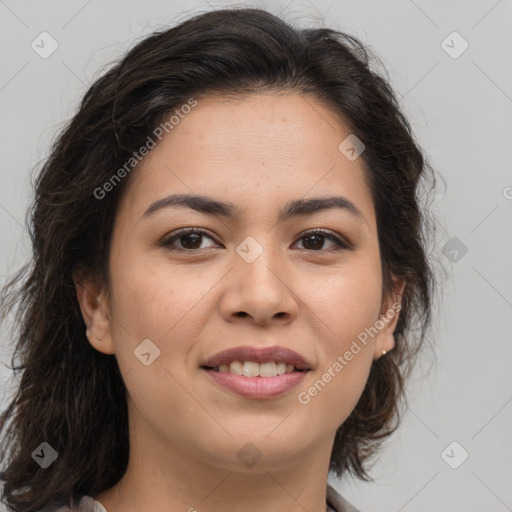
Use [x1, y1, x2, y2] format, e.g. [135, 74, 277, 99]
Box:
[161, 227, 352, 252]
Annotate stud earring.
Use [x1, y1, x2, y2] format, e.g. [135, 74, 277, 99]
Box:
[382, 349, 387, 355]
[97, 336, 103, 341]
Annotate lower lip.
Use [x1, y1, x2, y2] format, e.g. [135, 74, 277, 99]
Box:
[202, 369, 308, 398]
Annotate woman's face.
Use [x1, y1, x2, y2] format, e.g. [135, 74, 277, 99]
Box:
[76, 92, 403, 473]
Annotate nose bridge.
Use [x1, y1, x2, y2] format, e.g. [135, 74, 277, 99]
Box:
[221, 233, 297, 323]
[235, 233, 285, 291]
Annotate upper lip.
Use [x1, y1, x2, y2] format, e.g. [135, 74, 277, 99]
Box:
[201, 345, 312, 371]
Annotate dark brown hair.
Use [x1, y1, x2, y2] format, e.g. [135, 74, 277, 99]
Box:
[0, 7, 441, 511]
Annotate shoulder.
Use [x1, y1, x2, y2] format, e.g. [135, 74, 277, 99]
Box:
[35, 495, 106, 512]
[38, 489, 354, 512]
[326, 484, 363, 512]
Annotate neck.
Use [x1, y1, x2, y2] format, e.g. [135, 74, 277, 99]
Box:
[93, 410, 336, 512]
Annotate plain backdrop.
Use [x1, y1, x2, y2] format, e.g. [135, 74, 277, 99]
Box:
[0, 1, 511, 511]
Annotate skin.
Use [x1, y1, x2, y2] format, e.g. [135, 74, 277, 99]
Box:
[73, 92, 405, 512]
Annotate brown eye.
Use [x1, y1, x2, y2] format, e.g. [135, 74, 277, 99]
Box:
[161, 228, 218, 251]
[161, 228, 351, 253]
[294, 230, 351, 251]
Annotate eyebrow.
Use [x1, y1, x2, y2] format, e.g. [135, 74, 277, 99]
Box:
[140, 193, 366, 224]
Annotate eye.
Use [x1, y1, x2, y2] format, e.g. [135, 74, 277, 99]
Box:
[293, 229, 351, 252]
[161, 228, 218, 251]
[161, 227, 351, 252]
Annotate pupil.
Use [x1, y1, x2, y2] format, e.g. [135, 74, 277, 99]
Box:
[182, 233, 202, 249]
[304, 234, 323, 250]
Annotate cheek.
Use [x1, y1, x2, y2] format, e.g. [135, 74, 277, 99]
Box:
[297, 310, 377, 430]
[301, 253, 383, 343]
[106, 259, 208, 424]
[110, 253, 207, 337]
[295, 260, 381, 421]
[107, 250, 224, 383]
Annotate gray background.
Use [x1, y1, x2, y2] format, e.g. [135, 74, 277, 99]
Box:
[1, 1, 511, 511]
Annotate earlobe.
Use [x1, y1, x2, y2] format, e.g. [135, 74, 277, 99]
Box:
[72, 268, 115, 355]
[374, 276, 406, 359]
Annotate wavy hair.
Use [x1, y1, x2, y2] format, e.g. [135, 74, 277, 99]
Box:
[0, 7, 441, 511]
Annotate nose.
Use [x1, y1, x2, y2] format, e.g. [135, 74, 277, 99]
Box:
[219, 245, 299, 326]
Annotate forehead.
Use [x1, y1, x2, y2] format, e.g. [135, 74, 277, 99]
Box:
[119, 93, 376, 229]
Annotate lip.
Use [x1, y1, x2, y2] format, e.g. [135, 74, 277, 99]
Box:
[202, 369, 308, 398]
[200, 345, 312, 371]
[200, 345, 312, 399]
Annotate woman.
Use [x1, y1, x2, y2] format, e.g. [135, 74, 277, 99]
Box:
[0, 7, 438, 512]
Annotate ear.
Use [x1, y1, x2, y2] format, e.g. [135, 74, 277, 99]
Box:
[373, 275, 406, 360]
[72, 266, 115, 355]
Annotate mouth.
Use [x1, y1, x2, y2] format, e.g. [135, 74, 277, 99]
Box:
[199, 345, 312, 398]
[200, 361, 308, 377]
[200, 345, 312, 374]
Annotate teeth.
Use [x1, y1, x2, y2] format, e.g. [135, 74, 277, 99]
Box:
[214, 360, 298, 376]
[276, 362, 287, 375]
[243, 361, 260, 377]
[229, 361, 242, 375]
[259, 362, 277, 377]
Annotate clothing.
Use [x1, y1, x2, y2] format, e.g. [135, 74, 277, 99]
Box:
[326, 484, 362, 512]
[40, 484, 360, 512]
